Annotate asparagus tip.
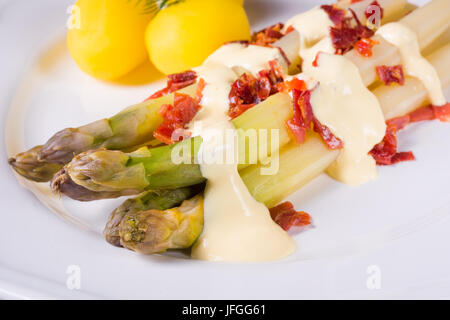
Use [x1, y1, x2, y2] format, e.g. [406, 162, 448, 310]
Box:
[8, 146, 62, 182]
[50, 168, 103, 201]
[51, 167, 140, 201]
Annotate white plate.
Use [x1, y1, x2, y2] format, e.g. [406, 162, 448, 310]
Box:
[1, 0, 450, 299]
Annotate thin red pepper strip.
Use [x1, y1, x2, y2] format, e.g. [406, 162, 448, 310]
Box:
[145, 70, 197, 101]
[269, 201, 311, 231]
[370, 102, 450, 165]
[387, 103, 450, 128]
[153, 92, 202, 145]
[228, 60, 285, 119]
[289, 89, 313, 143]
[277, 47, 291, 67]
[312, 118, 344, 150]
[312, 51, 321, 67]
[376, 65, 405, 86]
[284, 78, 344, 149]
[259, 60, 285, 94]
[228, 73, 260, 119]
[355, 37, 379, 57]
[195, 78, 206, 104]
[407, 103, 450, 123]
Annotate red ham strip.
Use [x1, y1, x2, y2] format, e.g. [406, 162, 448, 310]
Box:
[328, 8, 375, 55]
[376, 65, 405, 85]
[387, 103, 450, 128]
[269, 201, 311, 231]
[321, 4, 346, 26]
[145, 70, 197, 100]
[407, 103, 450, 123]
[312, 118, 345, 150]
[251, 23, 285, 47]
[370, 103, 450, 165]
[277, 77, 307, 94]
[228, 73, 262, 119]
[370, 123, 415, 165]
[195, 78, 206, 103]
[228, 60, 285, 119]
[286, 89, 313, 145]
[153, 93, 202, 145]
[285, 25, 295, 34]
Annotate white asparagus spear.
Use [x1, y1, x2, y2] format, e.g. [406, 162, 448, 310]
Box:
[376, 44, 450, 119]
[236, 43, 450, 172]
[346, 0, 450, 86]
[242, 133, 340, 208]
[237, 2, 449, 171]
[276, 0, 408, 69]
[349, 0, 407, 24]
[243, 43, 450, 207]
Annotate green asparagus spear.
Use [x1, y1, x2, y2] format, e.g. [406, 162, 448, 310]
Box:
[104, 186, 202, 247]
[118, 194, 204, 254]
[50, 90, 299, 201]
[9, 86, 196, 182]
[8, 146, 63, 182]
[51, 137, 204, 201]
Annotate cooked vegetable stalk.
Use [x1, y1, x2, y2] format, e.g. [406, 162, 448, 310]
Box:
[233, 93, 293, 170]
[53, 40, 450, 203]
[345, 0, 450, 86]
[376, 44, 450, 119]
[242, 55, 450, 207]
[50, 91, 295, 201]
[104, 186, 202, 247]
[241, 45, 450, 207]
[349, 0, 408, 25]
[274, 0, 408, 71]
[51, 138, 204, 201]
[241, 134, 340, 208]
[9, 0, 440, 183]
[8, 85, 196, 182]
[9, 0, 411, 182]
[118, 195, 204, 254]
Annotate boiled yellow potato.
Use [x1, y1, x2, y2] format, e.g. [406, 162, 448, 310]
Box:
[146, 0, 251, 74]
[67, 0, 154, 81]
